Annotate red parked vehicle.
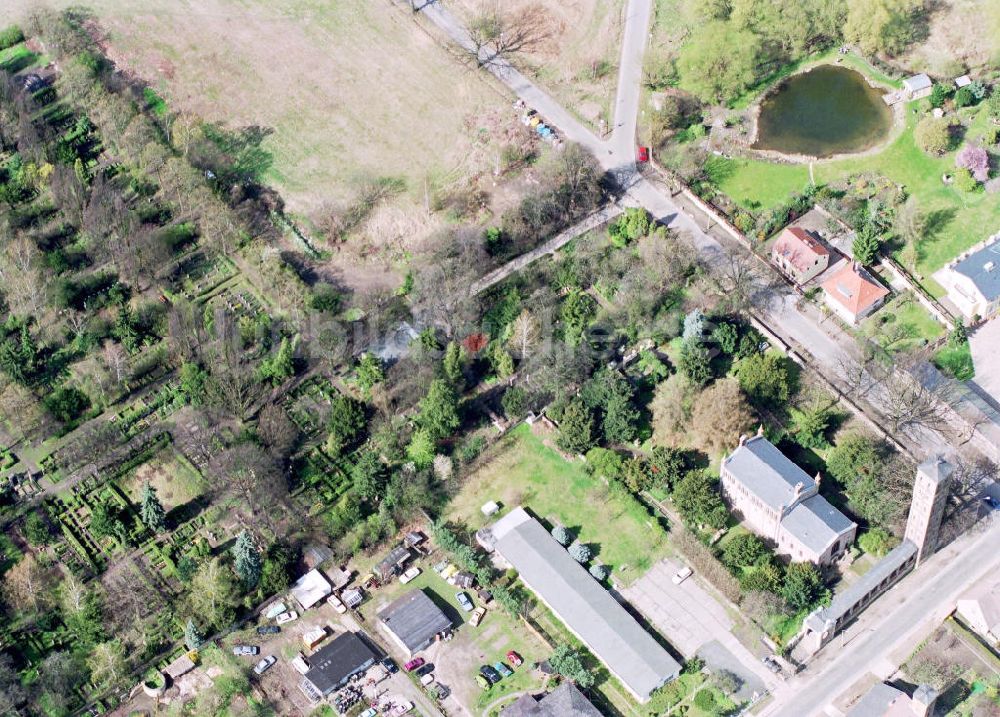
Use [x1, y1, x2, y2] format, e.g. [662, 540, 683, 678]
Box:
[403, 657, 425, 672]
[636, 146, 650, 163]
[506, 651, 523, 667]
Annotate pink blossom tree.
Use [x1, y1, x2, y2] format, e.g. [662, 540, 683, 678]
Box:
[956, 144, 990, 182]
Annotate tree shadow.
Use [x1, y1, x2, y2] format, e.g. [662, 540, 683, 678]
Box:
[924, 207, 957, 241]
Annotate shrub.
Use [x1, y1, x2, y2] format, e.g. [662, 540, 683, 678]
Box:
[954, 86, 975, 108]
[0, 25, 24, 51]
[589, 564, 610, 581]
[858, 527, 896, 557]
[693, 689, 717, 711]
[551, 525, 572, 546]
[568, 542, 593, 563]
[953, 168, 978, 192]
[501, 386, 528, 420]
[929, 83, 952, 108]
[956, 144, 990, 182]
[914, 116, 951, 155]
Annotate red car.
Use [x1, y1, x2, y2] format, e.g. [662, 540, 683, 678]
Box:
[403, 657, 425, 672]
[506, 651, 523, 668]
[636, 146, 650, 163]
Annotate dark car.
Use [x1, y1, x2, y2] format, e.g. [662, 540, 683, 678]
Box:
[479, 665, 501, 685]
[982, 496, 1000, 509]
[256, 626, 281, 635]
[381, 657, 399, 674]
[415, 662, 434, 677]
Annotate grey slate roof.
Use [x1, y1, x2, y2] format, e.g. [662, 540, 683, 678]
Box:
[723, 436, 816, 509]
[808, 540, 917, 628]
[903, 73, 932, 92]
[845, 682, 908, 717]
[780, 494, 855, 554]
[491, 508, 681, 701]
[951, 240, 1000, 301]
[377, 589, 452, 653]
[500, 682, 604, 717]
[304, 632, 378, 696]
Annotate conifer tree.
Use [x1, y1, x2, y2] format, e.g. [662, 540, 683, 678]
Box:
[139, 482, 167, 533]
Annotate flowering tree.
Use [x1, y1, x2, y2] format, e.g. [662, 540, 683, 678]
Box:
[956, 144, 990, 182]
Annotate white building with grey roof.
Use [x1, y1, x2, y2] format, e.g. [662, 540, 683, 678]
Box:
[937, 232, 1000, 320]
[480, 507, 681, 703]
[720, 433, 856, 566]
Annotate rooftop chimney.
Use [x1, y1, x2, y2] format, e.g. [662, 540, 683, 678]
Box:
[739, 434, 747, 447]
[815, 471, 822, 486]
[793, 481, 804, 499]
[756, 424, 764, 438]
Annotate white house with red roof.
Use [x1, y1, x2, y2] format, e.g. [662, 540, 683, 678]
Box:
[771, 227, 830, 284]
[821, 262, 889, 324]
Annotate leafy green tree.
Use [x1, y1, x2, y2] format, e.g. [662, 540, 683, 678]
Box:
[608, 207, 653, 247]
[678, 21, 762, 103]
[561, 289, 597, 346]
[443, 341, 464, 386]
[722, 533, 768, 569]
[418, 379, 460, 440]
[929, 83, 953, 108]
[673, 471, 728, 529]
[740, 563, 784, 593]
[258, 335, 298, 385]
[736, 352, 791, 407]
[953, 86, 974, 108]
[712, 322, 739, 355]
[556, 398, 596, 454]
[176, 555, 198, 583]
[310, 283, 342, 313]
[44, 386, 91, 424]
[259, 542, 295, 597]
[677, 341, 713, 386]
[858, 527, 895, 557]
[548, 645, 595, 689]
[852, 226, 881, 266]
[501, 385, 528, 419]
[492, 344, 515, 379]
[827, 433, 886, 488]
[355, 353, 385, 391]
[179, 362, 208, 405]
[844, 0, 923, 55]
[621, 457, 653, 493]
[232, 530, 262, 588]
[24, 512, 52, 546]
[406, 428, 435, 468]
[948, 317, 967, 348]
[113, 304, 140, 354]
[781, 562, 824, 610]
[139, 481, 167, 533]
[351, 451, 389, 502]
[648, 446, 687, 491]
[325, 395, 366, 457]
[184, 618, 202, 651]
[586, 446, 623, 480]
[790, 402, 833, 449]
[0, 322, 39, 384]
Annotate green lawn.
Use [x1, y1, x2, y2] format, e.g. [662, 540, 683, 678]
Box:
[933, 341, 975, 380]
[858, 292, 944, 353]
[711, 102, 1000, 286]
[449, 423, 669, 583]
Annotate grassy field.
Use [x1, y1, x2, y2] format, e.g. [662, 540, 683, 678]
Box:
[450, 423, 669, 584]
[8, 0, 500, 216]
[934, 341, 975, 380]
[122, 446, 206, 511]
[858, 292, 945, 354]
[712, 101, 1000, 289]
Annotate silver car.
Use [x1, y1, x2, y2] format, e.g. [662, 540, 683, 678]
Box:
[232, 645, 259, 656]
[254, 655, 277, 675]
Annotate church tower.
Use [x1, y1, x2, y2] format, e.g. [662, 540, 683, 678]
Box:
[904, 456, 954, 565]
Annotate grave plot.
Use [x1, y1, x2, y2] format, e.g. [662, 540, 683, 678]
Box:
[112, 381, 186, 439]
[282, 375, 338, 440]
[170, 251, 237, 302]
[290, 447, 353, 514]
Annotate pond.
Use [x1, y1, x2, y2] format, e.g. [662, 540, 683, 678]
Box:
[753, 64, 892, 158]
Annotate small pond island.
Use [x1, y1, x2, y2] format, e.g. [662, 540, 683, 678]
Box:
[753, 64, 893, 158]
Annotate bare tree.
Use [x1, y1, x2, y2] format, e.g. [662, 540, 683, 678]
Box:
[467, 2, 555, 67]
[102, 341, 128, 386]
[703, 248, 777, 314]
[208, 442, 286, 521]
[411, 228, 485, 338]
[0, 234, 47, 316]
[507, 309, 541, 360]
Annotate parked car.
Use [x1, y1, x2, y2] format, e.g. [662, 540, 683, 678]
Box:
[480, 665, 501, 684]
[275, 611, 299, 624]
[359, 709, 377, 717]
[381, 657, 399, 674]
[475, 674, 490, 690]
[493, 661, 513, 679]
[429, 683, 451, 700]
[256, 625, 281, 635]
[403, 657, 425, 672]
[506, 650, 523, 667]
[672, 566, 693, 585]
[637, 145, 650, 163]
[420, 673, 435, 686]
[253, 655, 277, 675]
[327, 594, 347, 614]
[232, 645, 259, 656]
[762, 656, 781, 674]
[469, 606, 486, 627]
[415, 663, 434, 677]
[455, 591, 474, 612]
[390, 702, 414, 716]
[399, 566, 421, 584]
[982, 496, 999, 510]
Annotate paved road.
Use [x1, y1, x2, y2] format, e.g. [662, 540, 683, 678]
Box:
[761, 515, 1000, 717]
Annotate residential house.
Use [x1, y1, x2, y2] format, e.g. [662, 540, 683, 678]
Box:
[845, 682, 937, 717]
[937, 234, 1000, 320]
[374, 545, 412, 582]
[821, 262, 889, 324]
[902, 74, 933, 100]
[479, 508, 681, 703]
[956, 581, 1000, 644]
[500, 682, 603, 717]
[290, 568, 333, 611]
[771, 227, 830, 284]
[302, 632, 378, 696]
[720, 434, 857, 566]
[377, 589, 453, 657]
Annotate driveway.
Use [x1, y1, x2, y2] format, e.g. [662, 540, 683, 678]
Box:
[621, 559, 778, 695]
